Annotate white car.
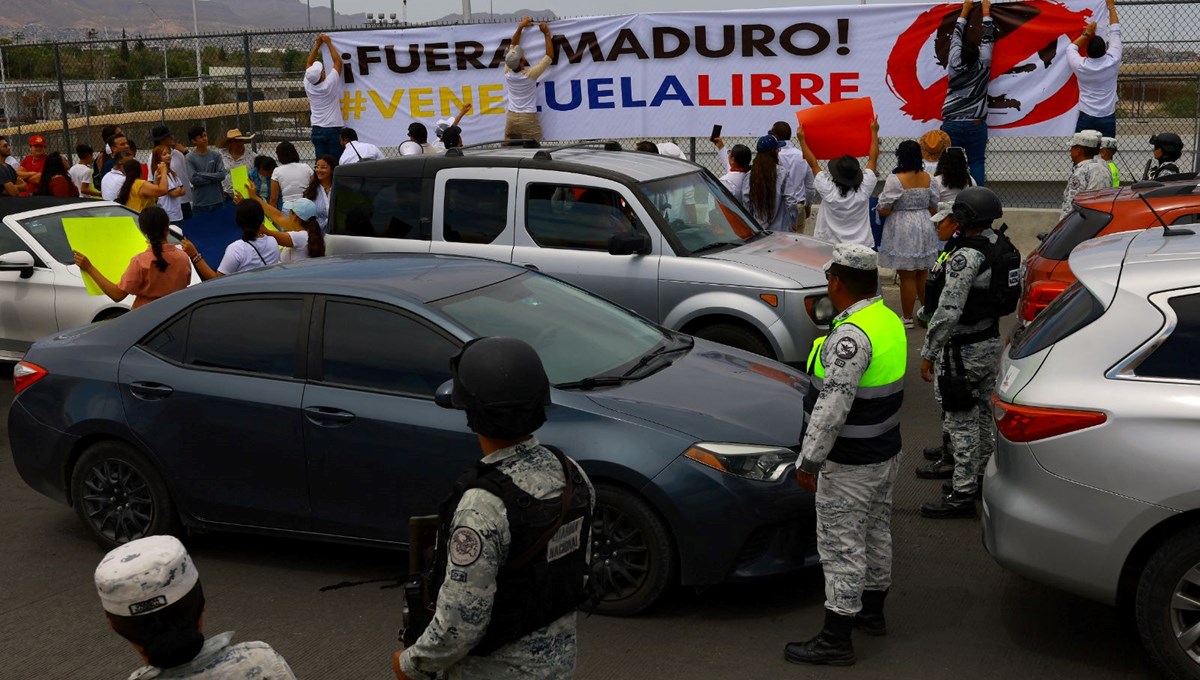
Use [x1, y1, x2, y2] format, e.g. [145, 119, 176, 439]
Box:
[0, 198, 192, 361]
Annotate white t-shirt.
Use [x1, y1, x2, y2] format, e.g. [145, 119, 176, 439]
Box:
[340, 141, 383, 165]
[281, 229, 310, 263]
[304, 67, 344, 128]
[314, 184, 331, 232]
[778, 142, 814, 207]
[504, 56, 551, 113]
[720, 171, 748, 202]
[273, 162, 313, 203]
[101, 170, 126, 202]
[157, 173, 185, 222]
[217, 236, 281, 275]
[3, 156, 18, 171]
[1066, 23, 1122, 117]
[812, 168, 880, 248]
[68, 163, 93, 194]
[170, 149, 192, 203]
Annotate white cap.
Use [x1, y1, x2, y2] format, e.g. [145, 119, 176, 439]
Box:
[1100, 137, 1117, 150]
[825, 243, 878, 271]
[656, 142, 687, 160]
[304, 62, 324, 85]
[1071, 130, 1102, 149]
[434, 117, 455, 139]
[94, 536, 199, 617]
[505, 45, 524, 71]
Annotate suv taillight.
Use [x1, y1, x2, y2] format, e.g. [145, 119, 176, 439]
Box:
[992, 394, 1106, 443]
[13, 361, 47, 395]
[1020, 280, 1069, 322]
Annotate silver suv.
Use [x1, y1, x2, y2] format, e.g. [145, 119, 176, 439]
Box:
[327, 144, 834, 364]
[985, 225, 1200, 680]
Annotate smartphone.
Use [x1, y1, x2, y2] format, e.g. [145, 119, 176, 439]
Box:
[710, 124, 722, 141]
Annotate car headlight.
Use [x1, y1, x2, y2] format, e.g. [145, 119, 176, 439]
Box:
[805, 294, 835, 326]
[684, 442, 798, 482]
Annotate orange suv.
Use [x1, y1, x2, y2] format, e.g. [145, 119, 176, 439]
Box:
[1020, 178, 1200, 322]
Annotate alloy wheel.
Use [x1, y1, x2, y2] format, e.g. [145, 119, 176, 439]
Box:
[79, 458, 155, 544]
[1170, 564, 1200, 664]
[591, 503, 651, 601]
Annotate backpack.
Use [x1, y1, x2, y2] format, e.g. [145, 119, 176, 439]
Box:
[955, 224, 1022, 324]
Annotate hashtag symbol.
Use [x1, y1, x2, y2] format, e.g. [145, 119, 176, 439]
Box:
[340, 90, 368, 120]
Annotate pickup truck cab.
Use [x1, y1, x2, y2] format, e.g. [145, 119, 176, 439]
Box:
[328, 143, 835, 364]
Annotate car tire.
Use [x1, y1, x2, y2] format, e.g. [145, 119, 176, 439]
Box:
[70, 441, 180, 549]
[584, 484, 676, 617]
[1136, 524, 1200, 680]
[693, 322, 774, 359]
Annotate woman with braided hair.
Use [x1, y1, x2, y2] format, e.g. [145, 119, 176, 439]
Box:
[72, 206, 192, 309]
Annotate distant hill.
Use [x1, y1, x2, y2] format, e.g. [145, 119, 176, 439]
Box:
[0, 1, 556, 36]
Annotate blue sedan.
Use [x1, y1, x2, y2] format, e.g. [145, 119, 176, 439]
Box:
[8, 254, 816, 615]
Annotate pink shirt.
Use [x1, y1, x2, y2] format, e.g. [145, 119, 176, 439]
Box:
[118, 246, 192, 309]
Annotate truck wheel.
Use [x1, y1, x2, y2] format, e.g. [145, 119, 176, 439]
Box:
[584, 485, 676, 617]
[1136, 524, 1200, 680]
[693, 322, 774, 359]
[70, 441, 180, 549]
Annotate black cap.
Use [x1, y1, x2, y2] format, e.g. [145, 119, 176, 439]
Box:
[450, 337, 550, 439]
[151, 126, 172, 144]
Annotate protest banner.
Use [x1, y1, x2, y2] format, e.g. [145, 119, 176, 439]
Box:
[63, 217, 145, 296]
[330, 0, 1103, 147]
[797, 97, 875, 159]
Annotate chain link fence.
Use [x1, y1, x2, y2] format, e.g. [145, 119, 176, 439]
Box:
[1, 0, 1196, 209]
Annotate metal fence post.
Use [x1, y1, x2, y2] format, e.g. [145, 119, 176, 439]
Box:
[689, 137, 696, 163]
[1193, 74, 1200, 173]
[243, 33, 258, 153]
[53, 44, 72, 163]
[161, 42, 169, 127]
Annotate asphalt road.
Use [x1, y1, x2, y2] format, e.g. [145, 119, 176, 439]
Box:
[0, 293, 1163, 679]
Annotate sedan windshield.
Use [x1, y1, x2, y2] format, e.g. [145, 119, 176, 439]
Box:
[638, 171, 762, 255]
[431, 273, 667, 385]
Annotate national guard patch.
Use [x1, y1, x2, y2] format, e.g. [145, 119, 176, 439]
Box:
[834, 337, 858, 360]
[546, 517, 585, 562]
[449, 527, 482, 566]
[950, 254, 968, 272]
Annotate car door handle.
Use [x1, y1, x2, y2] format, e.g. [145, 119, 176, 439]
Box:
[129, 381, 174, 400]
[303, 406, 356, 426]
[517, 263, 540, 271]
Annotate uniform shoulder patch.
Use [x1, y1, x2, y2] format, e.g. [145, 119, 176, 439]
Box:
[834, 336, 859, 360]
[449, 527, 482, 566]
[950, 254, 968, 271]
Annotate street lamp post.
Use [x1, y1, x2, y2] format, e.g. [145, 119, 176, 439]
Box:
[191, 0, 204, 106]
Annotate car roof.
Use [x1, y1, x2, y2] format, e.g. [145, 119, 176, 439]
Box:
[0, 197, 98, 221]
[335, 146, 700, 185]
[191, 253, 525, 304]
[1077, 178, 1200, 211]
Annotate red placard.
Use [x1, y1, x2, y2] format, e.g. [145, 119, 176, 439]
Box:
[796, 98, 876, 160]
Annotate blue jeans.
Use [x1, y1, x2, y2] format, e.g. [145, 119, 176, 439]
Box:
[941, 119, 988, 187]
[311, 126, 342, 160]
[1075, 111, 1116, 138]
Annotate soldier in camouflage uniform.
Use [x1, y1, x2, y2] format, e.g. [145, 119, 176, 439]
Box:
[786, 244, 907, 667]
[918, 186, 1007, 519]
[1060, 129, 1112, 220]
[395, 336, 594, 680]
[94, 535, 297, 680]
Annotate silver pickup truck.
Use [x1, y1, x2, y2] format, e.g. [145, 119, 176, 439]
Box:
[327, 143, 835, 365]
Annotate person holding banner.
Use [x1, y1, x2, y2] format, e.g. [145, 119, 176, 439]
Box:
[940, 0, 994, 187]
[1067, 0, 1121, 137]
[877, 141, 941, 328]
[713, 137, 752, 203]
[742, 136, 798, 234]
[801, 120, 880, 249]
[236, 187, 326, 264]
[183, 200, 281, 280]
[72, 206, 191, 310]
[504, 17, 554, 143]
[305, 34, 345, 160]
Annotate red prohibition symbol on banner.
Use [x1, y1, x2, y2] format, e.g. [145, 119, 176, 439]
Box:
[887, 0, 1092, 129]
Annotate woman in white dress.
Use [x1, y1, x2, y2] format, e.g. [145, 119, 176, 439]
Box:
[877, 140, 941, 327]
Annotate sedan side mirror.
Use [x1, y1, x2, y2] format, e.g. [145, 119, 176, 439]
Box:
[435, 380, 458, 409]
[608, 232, 652, 256]
[0, 251, 35, 279]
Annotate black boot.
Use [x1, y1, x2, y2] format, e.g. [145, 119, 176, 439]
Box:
[923, 432, 951, 461]
[920, 490, 978, 519]
[785, 609, 856, 666]
[853, 589, 888, 636]
[942, 476, 984, 499]
[915, 452, 954, 479]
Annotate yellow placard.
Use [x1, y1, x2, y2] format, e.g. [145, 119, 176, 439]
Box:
[62, 217, 146, 296]
[231, 165, 250, 199]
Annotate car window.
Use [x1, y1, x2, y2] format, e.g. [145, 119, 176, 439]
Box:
[0, 224, 41, 266]
[17, 205, 142, 265]
[525, 183, 642, 251]
[1010, 282, 1105, 360]
[639, 171, 760, 255]
[1171, 213, 1200, 226]
[431, 272, 666, 385]
[1038, 206, 1114, 261]
[444, 179, 508, 244]
[185, 298, 304, 377]
[1136, 293, 1200, 381]
[320, 300, 458, 396]
[140, 314, 191, 363]
[331, 175, 427, 240]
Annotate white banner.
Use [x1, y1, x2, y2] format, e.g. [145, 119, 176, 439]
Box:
[329, 1, 1109, 147]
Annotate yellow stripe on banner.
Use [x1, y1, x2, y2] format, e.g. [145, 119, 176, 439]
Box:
[62, 217, 145, 296]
